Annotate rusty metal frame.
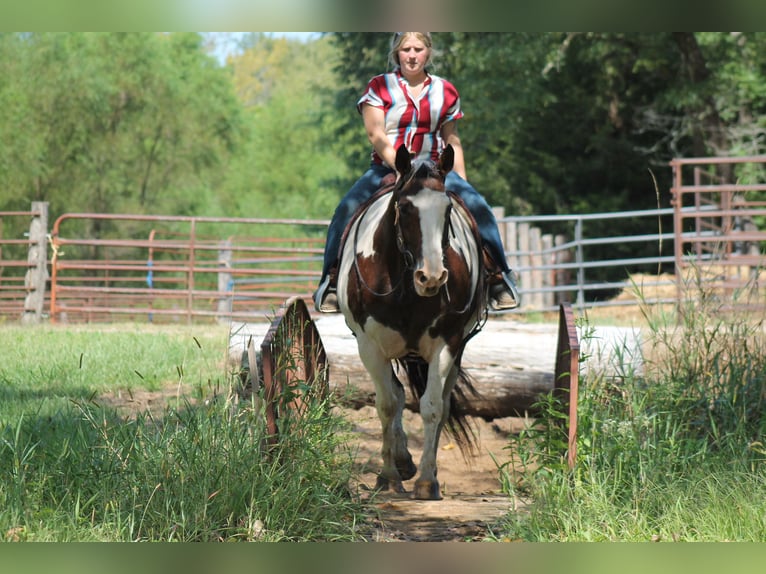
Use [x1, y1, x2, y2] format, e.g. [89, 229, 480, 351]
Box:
[48, 212, 328, 323]
[259, 296, 329, 441]
[670, 155, 766, 312]
[554, 302, 580, 469]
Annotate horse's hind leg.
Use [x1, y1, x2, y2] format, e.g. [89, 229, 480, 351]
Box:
[359, 343, 415, 493]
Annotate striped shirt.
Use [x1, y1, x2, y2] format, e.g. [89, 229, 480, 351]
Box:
[357, 70, 464, 166]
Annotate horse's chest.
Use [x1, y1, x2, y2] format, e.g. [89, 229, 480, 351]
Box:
[357, 314, 444, 360]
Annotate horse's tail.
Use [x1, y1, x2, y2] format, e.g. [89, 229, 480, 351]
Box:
[395, 355, 480, 460]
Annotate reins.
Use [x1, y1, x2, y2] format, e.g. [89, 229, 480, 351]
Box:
[351, 184, 480, 323]
[351, 195, 412, 298]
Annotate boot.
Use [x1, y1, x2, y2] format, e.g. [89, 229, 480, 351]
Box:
[313, 274, 340, 313]
[489, 270, 520, 311]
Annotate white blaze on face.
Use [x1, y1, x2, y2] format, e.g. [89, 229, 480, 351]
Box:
[410, 188, 450, 295]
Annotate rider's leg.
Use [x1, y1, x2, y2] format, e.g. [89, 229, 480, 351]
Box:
[314, 164, 392, 313]
[445, 172, 520, 310]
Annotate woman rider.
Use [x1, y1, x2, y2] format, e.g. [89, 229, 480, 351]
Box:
[314, 32, 520, 313]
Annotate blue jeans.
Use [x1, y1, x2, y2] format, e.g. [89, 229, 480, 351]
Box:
[445, 171, 511, 275]
[320, 165, 510, 280]
[320, 164, 393, 279]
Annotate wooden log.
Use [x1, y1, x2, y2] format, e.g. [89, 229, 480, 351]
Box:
[229, 318, 558, 420]
[329, 350, 554, 419]
[22, 201, 48, 325]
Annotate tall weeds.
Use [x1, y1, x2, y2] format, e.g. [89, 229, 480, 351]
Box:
[0, 327, 364, 541]
[499, 266, 766, 541]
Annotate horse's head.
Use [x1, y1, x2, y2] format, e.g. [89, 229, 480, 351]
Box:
[391, 144, 455, 298]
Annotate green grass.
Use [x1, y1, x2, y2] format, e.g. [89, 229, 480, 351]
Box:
[0, 326, 225, 419]
[496, 272, 766, 541]
[6, 267, 766, 543]
[0, 324, 365, 541]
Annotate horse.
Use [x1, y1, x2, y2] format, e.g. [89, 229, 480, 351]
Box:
[336, 144, 487, 500]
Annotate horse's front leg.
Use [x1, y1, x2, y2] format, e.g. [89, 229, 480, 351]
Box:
[413, 349, 457, 500]
[357, 339, 415, 493]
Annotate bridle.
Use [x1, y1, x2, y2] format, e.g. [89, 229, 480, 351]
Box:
[352, 178, 456, 300]
[352, 195, 414, 298]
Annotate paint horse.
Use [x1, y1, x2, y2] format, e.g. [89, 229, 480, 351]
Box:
[337, 144, 486, 500]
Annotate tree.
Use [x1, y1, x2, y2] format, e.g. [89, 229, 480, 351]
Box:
[0, 32, 245, 226]
[219, 33, 350, 222]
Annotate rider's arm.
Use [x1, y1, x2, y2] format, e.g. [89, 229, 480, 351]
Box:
[440, 121, 467, 181]
[361, 104, 397, 170]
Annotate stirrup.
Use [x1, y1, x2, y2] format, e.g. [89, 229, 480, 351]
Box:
[489, 271, 520, 311]
[313, 275, 340, 313]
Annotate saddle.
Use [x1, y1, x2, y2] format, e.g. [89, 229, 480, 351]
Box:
[330, 173, 503, 288]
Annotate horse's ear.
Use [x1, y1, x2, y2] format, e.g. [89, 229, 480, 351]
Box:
[395, 144, 411, 176]
[440, 145, 454, 175]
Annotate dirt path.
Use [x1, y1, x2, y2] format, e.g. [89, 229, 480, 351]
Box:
[225, 315, 641, 542]
[342, 405, 527, 542]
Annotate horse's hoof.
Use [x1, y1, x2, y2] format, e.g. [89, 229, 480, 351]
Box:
[412, 479, 442, 500]
[375, 475, 407, 494]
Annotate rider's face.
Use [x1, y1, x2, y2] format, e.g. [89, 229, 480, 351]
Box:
[397, 35, 430, 78]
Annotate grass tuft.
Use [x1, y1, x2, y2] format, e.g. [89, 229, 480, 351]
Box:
[497, 265, 766, 541]
[0, 324, 365, 541]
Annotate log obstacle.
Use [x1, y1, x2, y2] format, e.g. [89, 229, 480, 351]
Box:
[229, 300, 580, 468]
[229, 303, 574, 421]
[326, 351, 554, 419]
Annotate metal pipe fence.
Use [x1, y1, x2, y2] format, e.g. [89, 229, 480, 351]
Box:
[47, 212, 328, 323]
[2, 154, 765, 325]
[670, 155, 766, 312]
[497, 207, 686, 313]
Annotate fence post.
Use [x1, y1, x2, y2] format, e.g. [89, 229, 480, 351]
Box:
[517, 222, 531, 306]
[542, 233, 554, 308]
[554, 234, 571, 304]
[574, 218, 585, 309]
[530, 226, 543, 309]
[492, 206, 507, 261]
[217, 241, 233, 323]
[505, 220, 518, 271]
[22, 201, 49, 324]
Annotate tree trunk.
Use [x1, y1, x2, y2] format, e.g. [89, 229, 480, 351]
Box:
[672, 32, 731, 166]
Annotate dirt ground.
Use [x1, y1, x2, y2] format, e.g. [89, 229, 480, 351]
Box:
[99, 384, 528, 542]
[339, 404, 528, 542]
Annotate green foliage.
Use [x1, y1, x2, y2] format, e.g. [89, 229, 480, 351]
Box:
[219, 34, 350, 220]
[0, 33, 245, 228]
[0, 325, 364, 541]
[329, 33, 392, 174]
[497, 276, 766, 541]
